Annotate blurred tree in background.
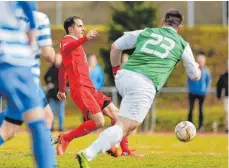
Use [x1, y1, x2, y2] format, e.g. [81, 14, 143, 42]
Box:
[100, 2, 158, 85]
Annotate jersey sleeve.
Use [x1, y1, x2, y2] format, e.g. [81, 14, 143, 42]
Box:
[37, 13, 52, 47]
[181, 44, 201, 80]
[58, 63, 68, 92]
[60, 36, 88, 53]
[113, 29, 144, 50]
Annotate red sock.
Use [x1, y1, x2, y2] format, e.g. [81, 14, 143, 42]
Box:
[63, 120, 97, 142]
[111, 120, 130, 153]
[111, 120, 116, 126]
[120, 137, 130, 153]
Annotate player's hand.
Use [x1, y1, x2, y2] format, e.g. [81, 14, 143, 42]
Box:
[86, 29, 98, 40]
[57, 91, 66, 101]
[26, 29, 37, 47]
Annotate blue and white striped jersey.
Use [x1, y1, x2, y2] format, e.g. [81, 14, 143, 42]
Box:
[18, 11, 52, 84]
[0, 1, 35, 66]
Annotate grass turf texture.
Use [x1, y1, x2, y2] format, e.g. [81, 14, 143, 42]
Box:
[53, 105, 225, 132]
[0, 132, 227, 168]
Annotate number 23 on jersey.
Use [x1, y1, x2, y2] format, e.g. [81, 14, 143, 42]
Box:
[140, 32, 175, 59]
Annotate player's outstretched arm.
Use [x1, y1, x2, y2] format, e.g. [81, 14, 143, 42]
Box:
[61, 29, 98, 53]
[182, 44, 201, 81]
[61, 36, 88, 53]
[86, 29, 98, 40]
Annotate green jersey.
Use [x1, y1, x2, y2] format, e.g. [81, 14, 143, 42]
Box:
[122, 27, 188, 91]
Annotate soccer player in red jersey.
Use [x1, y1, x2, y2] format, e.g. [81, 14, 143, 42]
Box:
[55, 16, 135, 157]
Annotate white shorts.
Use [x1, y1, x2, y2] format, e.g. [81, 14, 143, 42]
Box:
[115, 69, 156, 123]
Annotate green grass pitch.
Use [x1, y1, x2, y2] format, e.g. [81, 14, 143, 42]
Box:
[0, 132, 227, 168]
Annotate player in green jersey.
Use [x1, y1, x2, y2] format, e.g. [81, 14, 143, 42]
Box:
[76, 9, 201, 167]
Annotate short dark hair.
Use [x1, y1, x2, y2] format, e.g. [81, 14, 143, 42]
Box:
[63, 16, 81, 34]
[164, 9, 183, 29]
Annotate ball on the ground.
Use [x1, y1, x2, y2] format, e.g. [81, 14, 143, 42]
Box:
[175, 121, 196, 142]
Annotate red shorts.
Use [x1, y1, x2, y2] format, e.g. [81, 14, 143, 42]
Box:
[70, 86, 111, 119]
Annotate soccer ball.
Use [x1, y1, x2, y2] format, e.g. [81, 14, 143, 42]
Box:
[175, 121, 196, 142]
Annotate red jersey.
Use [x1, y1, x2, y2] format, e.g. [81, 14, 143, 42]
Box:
[58, 35, 94, 92]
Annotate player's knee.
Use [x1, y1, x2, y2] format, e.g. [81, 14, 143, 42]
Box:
[95, 117, 105, 128]
[23, 108, 45, 124]
[102, 103, 119, 121]
[0, 120, 21, 141]
[1, 128, 17, 141]
[118, 119, 140, 137]
[6, 130, 17, 140]
[44, 105, 54, 128]
[48, 111, 54, 123]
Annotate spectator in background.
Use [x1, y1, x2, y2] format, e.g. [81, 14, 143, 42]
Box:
[216, 61, 228, 133]
[44, 53, 65, 132]
[187, 54, 212, 132]
[88, 53, 104, 90]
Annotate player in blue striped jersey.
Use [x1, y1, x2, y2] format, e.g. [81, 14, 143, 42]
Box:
[0, 2, 55, 168]
[18, 8, 57, 130]
[0, 1, 36, 66]
[0, 8, 58, 133]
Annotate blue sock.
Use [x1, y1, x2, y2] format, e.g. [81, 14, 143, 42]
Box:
[47, 128, 57, 167]
[0, 136, 4, 146]
[28, 119, 55, 168]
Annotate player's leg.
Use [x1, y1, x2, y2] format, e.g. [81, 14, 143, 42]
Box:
[0, 64, 55, 168]
[38, 86, 54, 130]
[76, 70, 156, 167]
[48, 98, 56, 131]
[40, 89, 57, 168]
[92, 89, 132, 157]
[23, 108, 55, 168]
[57, 100, 65, 131]
[187, 93, 195, 122]
[198, 94, 205, 131]
[23, 79, 55, 168]
[44, 104, 54, 129]
[81, 91, 152, 161]
[0, 119, 21, 142]
[0, 97, 54, 144]
[55, 87, 102, 155]
[102, 102, 133, 156]
[77, 116, 141, 165]
[97, 79, 143, 157]
[102, 102, 119, 121]
[0, 120, 20, 145]
[0, 105, 23, 145]
[56, 112, 103, 155]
